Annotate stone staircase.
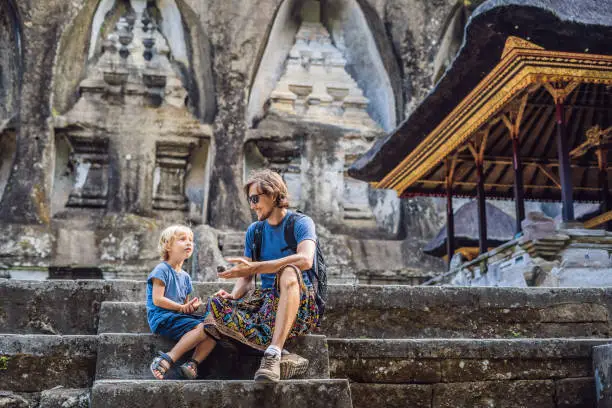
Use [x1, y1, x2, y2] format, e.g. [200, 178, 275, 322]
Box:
[1, 280, 611, 407]
[218, 231, 247, 258]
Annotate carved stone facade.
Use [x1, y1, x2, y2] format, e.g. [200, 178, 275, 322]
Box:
[0, 0, 458, 281]
[53, 1, 211, 218]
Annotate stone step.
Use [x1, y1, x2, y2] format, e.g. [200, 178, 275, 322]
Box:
[347, 378, 595, 408]
[0, 388, 90, 408]
[96, 333, 329, 380]
[98, 288, 612, 339]
[323, 285, 612, 339]
[0, 335, 97, 392]
[4, 280, 612, 339]
[91, 379, 352, 408]
[0, 280, 230, 335]
[328, 338, 609, 384]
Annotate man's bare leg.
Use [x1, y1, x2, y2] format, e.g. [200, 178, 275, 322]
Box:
[255, 266, 301, 382]
[271, 267, 301, 349]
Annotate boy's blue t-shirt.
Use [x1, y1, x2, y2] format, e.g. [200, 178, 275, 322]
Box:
[244, 211, 317, 289]
[146, 262, 193, 332]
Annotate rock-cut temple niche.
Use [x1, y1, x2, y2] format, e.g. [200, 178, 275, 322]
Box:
[53, 0, 212, 221]
[246, 0, 401, 235]
[0, 0, 21, 204]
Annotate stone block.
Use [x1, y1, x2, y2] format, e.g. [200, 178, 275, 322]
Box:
[91, 379, 352, 408]
[38, 388, 90, 408]
[0, 335, 97, 392]
[322, 286, 611, 339]
[521, 212, 555, 241]
[0, 281, 108, 335]
[96, 333, 329, 380]
[432, 380, 555, 407]
[552, 267, 612, 288]
[0, 391, 30, 408]
[349, 383, 432, 408]
[561, 248, 611, 268]
[54, 229, 98, 266]
[555, 377, 596, 408]
[328, 338, 605, 383]
[594, 343, 612, 408]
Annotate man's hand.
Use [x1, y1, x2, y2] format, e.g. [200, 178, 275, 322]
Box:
[218, 257, 256, 279]
[214, 289, 235, 300]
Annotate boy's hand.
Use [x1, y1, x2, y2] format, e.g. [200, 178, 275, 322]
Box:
[180, 297, 199, 314]
[214, 289, 235, 300]
[192, 297, 202, 310]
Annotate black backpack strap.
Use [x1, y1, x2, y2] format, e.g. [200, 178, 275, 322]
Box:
[281, 212, 303, 253]
[282, 212, 320, 287]
[252, 221, 264, 287]
[252, 221, 264, 261]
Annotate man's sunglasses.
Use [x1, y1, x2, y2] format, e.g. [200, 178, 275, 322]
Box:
[248, 193, 265, 205]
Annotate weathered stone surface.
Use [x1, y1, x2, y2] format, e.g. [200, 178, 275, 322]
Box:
[594, 343, 612, 408]
[91, 379, 353, 408]
[328, 339, 605, 383]
[322, 286, 612, 338]
[0, 280, 144, 334]
[192, 224, 227, 282]
[5, 281, 612, 338]
[555, 377, 596, 408]
[432, 380, 555, 408]
[38, 388, 90, 408]
[349, 383, 432, 408]
[0, 392, 32, 408]
[0, 335, 97, 392]
[96, 333, 329, 380]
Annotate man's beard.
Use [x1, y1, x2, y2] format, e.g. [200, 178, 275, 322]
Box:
[258, 207, 274, 221]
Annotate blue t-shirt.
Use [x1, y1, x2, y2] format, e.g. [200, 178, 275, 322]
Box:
[146, 262, 193, 332]
[244, 211, 317, 289]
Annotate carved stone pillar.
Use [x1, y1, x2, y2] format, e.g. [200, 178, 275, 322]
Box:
[152, 142, 193, 211]
[66, 137, 110, 208]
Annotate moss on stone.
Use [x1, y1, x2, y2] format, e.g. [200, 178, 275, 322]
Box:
[0, 355, 10, 370]
[18, 240, 33, 251]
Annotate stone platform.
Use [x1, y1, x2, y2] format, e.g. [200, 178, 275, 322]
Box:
[0, 279, 610, 407]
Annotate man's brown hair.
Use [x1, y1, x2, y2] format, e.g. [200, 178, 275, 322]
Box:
[244, 169, 290, 208]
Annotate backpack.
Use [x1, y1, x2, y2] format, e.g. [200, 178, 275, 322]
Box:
[251, 212, 328, 321]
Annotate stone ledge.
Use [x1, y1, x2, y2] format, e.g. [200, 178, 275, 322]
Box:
[0, 335, 97, 392]
[97, 333, 329, 380]
[328, 338, 608, 383]
[3, 281, 612, 339]
[91, 379, 352, 408]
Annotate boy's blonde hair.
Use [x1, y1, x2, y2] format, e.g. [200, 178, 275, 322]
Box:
[244, 169, 290, 208]
[158, 225, 194, 261]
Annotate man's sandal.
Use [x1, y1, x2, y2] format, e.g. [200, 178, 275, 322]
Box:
[180, 359, 199, 380]
[150, 351, 174, 380]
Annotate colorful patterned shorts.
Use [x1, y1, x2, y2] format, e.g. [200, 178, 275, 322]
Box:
[202, 267, 319, 350]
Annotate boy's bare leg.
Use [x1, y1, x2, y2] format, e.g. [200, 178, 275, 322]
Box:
[167, 323, 216, 363]
[192, 336, 216, 362]
[271, 267, 300, 349]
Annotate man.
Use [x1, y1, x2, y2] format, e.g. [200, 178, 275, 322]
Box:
[204, 169, 320, 382]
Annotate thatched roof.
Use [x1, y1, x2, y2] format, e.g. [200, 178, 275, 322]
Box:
[423, 201, 516, 257]
[349, 0, 612, 183]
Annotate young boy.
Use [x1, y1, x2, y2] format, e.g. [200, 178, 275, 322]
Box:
[147, 225, 216, 380]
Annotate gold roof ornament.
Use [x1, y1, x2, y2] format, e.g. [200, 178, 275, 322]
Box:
[501, 36, 544, 59]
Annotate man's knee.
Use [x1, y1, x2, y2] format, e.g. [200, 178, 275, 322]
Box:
[279, 266, 299, 290]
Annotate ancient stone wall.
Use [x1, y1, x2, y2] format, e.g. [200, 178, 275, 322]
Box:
[0, 0, 459, 280]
